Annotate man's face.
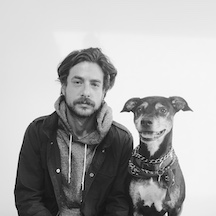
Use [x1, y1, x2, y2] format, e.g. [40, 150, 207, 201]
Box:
[62, 61, 105, 117]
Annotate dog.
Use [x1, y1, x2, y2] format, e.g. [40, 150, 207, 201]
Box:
[121, 96, 192, 216]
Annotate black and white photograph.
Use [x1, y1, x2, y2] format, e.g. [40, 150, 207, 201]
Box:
[1, 1, 215, 215]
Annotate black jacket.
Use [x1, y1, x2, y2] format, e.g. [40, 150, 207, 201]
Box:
[14, 112, 133, 216]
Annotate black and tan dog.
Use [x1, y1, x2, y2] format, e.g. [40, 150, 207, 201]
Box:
[121, 96, 192, 216]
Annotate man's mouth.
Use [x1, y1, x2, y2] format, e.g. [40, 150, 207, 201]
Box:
[140, 129, 166, 141]
[74, 98, 95, 107]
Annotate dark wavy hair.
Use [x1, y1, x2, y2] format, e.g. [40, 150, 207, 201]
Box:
[57, 47, 117, 92]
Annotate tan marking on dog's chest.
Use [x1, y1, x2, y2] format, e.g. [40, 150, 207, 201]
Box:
[130, 178, 167, 212]
[145, 139, 162, 156]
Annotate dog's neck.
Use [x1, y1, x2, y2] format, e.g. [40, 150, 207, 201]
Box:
[139, 130, 173, 159]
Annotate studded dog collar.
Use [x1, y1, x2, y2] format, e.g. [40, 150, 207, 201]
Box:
[128, 146, 177, 185]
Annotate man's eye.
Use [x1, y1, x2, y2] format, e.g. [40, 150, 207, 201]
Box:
[91, 82, 100, 87]
[73, 80, 82, 85]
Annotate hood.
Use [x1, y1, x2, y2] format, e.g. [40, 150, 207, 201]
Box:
[54, 95, 113, 145]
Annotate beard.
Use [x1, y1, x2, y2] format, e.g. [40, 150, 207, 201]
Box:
[66, 97, 99, 118]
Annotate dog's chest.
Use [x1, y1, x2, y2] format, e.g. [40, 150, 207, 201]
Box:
[130, 178, 167, 212]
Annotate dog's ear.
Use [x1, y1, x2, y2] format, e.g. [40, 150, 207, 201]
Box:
[169, 96, 193, 112]
[121, 97, 141, 113]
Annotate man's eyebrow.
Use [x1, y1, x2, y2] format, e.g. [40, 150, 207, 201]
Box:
[91, 79, 102, 83]
[72, 76, 102, 83]
[72, 76, 83, 80]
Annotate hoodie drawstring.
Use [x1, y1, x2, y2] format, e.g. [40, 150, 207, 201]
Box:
[68, 134, 87, 190]
[68, 134, 73, 184]
[81, 144, 87, 191]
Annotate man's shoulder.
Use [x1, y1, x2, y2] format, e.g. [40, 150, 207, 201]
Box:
[28, 112, 58, 133]
[111, 121, 132, 137]
[25, 112, 58, 141]
[33, 115, 48, 123]
[32, 112, 57, 123]
[30, 115, 49, 128]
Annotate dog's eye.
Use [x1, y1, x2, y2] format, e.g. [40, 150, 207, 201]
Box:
[136, 107, 142, 114]
[159, 108, 167, 114]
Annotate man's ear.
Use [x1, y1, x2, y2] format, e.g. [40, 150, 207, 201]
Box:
[61, 85, 66, 96]
[103, 90, 107, 100]
[121, 97, 141, 113]
[169, 96, 193, 113]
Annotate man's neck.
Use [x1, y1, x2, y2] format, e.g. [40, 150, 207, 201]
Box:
[66, 108, 97, 140]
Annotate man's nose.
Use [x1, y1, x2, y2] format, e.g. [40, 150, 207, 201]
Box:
[81, 83, 91, 97]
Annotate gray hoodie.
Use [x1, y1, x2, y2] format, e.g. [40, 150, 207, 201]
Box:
[54, 96, 113, 216]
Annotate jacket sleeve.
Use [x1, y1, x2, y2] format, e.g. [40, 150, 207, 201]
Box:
[104, 131, 133, 216]
[14, 121, 52, 216]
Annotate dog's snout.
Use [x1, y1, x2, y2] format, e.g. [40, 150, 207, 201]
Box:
[140, 119, 153, 127]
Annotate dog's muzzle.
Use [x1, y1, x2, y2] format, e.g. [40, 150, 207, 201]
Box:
[140, 129, 166, 141]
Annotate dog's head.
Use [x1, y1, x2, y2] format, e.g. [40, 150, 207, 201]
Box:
[121, 96, 192, 155]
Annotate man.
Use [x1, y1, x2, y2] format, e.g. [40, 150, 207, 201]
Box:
[14, 48, 133, 216]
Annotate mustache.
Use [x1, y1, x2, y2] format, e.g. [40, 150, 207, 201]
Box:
[73, 97, 95, 107]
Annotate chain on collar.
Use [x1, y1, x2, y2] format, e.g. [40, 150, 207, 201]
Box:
[129, 146, 177, 183]
[129, 154, 176, 176]
[132, 146, 174, 164]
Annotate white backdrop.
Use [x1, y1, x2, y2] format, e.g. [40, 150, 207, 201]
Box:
[1, 0, 216, 215]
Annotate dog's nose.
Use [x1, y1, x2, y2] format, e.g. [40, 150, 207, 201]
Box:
[141, 119, 153, 127]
